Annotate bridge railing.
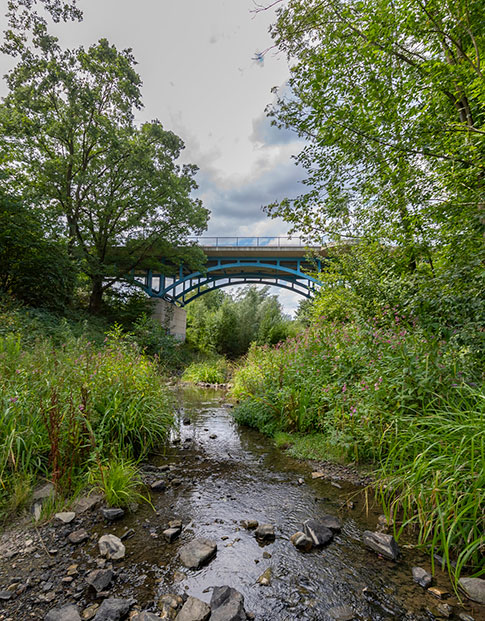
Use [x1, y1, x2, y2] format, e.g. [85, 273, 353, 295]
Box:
[188, 236, 311, 247]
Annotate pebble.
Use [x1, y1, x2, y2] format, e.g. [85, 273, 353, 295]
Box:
[101, 508, 125, 521]
[257, 567, 272, 586]
[68, 529, 89, 545]
[254, 523, 275, 542]
[428, 586, 450, 599]
[55, 512, 76, 524]
[412, 566, 433, 588]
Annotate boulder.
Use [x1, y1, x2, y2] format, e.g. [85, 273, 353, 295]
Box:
[45, 605, 81, 621]
[68, 529, 89, 544]
[175, 596, 211, 621]
[98, 534, 125, 560]
[362, 531, 399, 561]
[101, 508, 125, 522]
[412, 566, 432, 588]
[254, 523, 275, 541]
[163, 528, 181, 543]
[55, 512, 76, 524]
[290, 531, 313, 551]
[210, 586, 246, 621]
[459, 577, 485, 605]
[86, 568, 113, 593]
[179, 539, 217, 569]
[303, 519, 334, 546]
[93, 598, 134, 620]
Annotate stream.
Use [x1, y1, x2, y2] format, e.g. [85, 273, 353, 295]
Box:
[0, 386, 482, 621]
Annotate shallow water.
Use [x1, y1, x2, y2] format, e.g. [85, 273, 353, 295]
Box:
[87, 386, 483, 621]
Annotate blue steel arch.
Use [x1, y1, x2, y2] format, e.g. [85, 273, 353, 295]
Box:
[139, 256, 322, 306]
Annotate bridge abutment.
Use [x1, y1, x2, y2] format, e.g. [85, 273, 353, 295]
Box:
[152, 299, 186, 342]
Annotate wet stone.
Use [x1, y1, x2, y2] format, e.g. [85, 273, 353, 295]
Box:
[320, 515, 342, 532]
[45, 604, 81, 621]
[459, 577, 485, 604]
[68, 529, 89, 545]
[158, 593, 184, 618]
[362, 531, 400, 561]
[210, 585, 246, 621]
[101, 508, 125, 522]
[458, 613, 475, 621]
[179, 538, 217, 569]
[86, 568, 113, 593]
[436, 602, 453, 618]
[303, 519, 334, 547]
[98, 534, 125, 560]
[175, 596, 211, 621]
[151, 480, 166, 492]
[290, 531, 313, 552]
[163, 528, 181, 543]
[254, 523, 275, 541]
[240, 520, 258, 530]
[428, 586, 450, 600]
[328, 605, 356, 621]
[81, 604, 99, 620]
[0, 590, 13, 600]
[137, 613, 161, 621]
[257, 567, 272, 586]
[171, 478, 182, 487]
[93, 598, 134, 620]
[412, 566, 433, 588]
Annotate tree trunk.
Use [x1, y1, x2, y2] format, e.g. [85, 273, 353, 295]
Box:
[88, 277, 104, 314]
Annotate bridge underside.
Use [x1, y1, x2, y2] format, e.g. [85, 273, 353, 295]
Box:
[136, 247, 323, 306]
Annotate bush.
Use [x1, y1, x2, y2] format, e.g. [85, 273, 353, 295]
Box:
[89, 458, 147, 508]
[182, 358, 230, 384]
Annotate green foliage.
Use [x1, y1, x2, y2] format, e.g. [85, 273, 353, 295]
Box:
[0, 191, 76, 312]
[186, 286, 293, 357]
[231, 316, 484, 579]
[89, 457, 147, 508]
[1, 33, 208, 312]
[0, 321, 173, 507]
[182, 358, 230, 385]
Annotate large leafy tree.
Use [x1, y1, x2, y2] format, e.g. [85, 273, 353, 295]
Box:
[261, 0, 484, 269]
[1, 35, 209, 311]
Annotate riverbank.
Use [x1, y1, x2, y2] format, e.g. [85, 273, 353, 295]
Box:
[0, 387, 483, 621]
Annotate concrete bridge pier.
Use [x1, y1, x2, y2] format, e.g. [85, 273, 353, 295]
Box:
[152, 299, 186, 342]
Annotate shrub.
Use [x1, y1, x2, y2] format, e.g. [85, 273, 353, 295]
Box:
[182, 358, 230, 384]
[89, 458, 147, 508]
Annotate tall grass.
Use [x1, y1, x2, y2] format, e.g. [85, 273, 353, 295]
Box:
[182, 357, 230, 385]
[0, 323, 173, 512]
[231, 315, 484, 579]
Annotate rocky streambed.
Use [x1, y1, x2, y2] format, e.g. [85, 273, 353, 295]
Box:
[0, 386, 483, 621]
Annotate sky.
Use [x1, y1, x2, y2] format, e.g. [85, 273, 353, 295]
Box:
[0, 0, 309, 314]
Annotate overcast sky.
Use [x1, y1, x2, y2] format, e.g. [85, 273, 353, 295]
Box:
[0, 0, 308, 314]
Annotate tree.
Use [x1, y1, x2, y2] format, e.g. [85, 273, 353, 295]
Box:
[1, 36, 209, 312]
[262, 0, 484, 269]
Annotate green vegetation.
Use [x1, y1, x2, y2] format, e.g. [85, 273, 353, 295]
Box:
[186, 286, 298, 357]
[89, 458, 148, 509]
[0, 306, 173, 516]
[182, 358, 231, 385]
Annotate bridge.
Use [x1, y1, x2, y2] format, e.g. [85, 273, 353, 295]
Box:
[133, 237, 326, 340]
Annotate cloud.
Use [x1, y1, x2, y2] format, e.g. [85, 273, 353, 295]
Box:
[250, 110, 296, 146]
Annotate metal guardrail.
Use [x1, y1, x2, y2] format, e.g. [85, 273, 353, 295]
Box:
[188, 236, 311, 247]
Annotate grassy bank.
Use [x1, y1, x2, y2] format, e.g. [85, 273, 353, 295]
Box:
[0, 305, 173, 517]
[231, 316, 484, 580]
[181, 357, 231, 385]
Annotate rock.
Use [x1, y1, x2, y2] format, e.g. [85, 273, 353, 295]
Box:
[210, 586, 246, 621]
[0, 590, 13, 600]
[179, 539, 217, 569]
[412, 567, 432, 588]
[175, 596, 211, 621]
[254, 523, 275, 541]
[163, 528, 181, 543]
[33, 501, 43, 520]
[240, 520, 258, 530]
[362, 531, 399, 561]
[209, 434, 217, 439]
[98, 534, 125, 560]
[82, 604, 99, 620]
[158, 594, 184, 618]
[55, 512, 76, 524]
[290, 531, 313, 551]
[101, 508, 125, 521]
[320, 515, 342, 532]
[377, 514, 393, 529]
[33, 482, 55, 501]
[171, 478, 182, 487]
[436, 603, 453, 618]
[151, 480, 166, 492]
[138, 613, 161, 621]
[86, 569, 113, 593]
[120, 528, 135, 541]
[68, 529, 89, 544]
[45, 605, 81, 621]
[257, 567, 272, 586]
[428, 586, 450, 600]
[297, 478, 304, 485]
[303, 519, 334, 546]
[328, 605, 356, 621]
[459, 577, 485, 604]
[182, 418, 191, 426]
[262, 551, 271, 559]
[169, 519, 182, 529]
[72, 494, 103, 514]
[458, 614, 475, 621]
[93, 598, 134, 621]
[311, 472, 325, 479]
